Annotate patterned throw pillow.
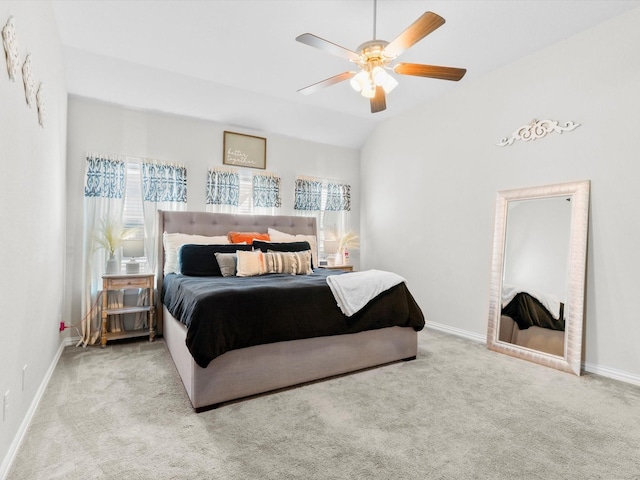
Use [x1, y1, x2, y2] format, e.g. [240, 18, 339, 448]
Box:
[264, 251, 313, 275]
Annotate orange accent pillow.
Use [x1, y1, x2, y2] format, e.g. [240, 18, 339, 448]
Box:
[227, 231, 270, 244]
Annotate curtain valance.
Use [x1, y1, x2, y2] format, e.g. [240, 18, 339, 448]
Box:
[326, 182, 351, 212]
[142, 161, 187, 203]
[253, 173, 282, 208]
[84, 155, 125, 199]
[294, 177, 322, 211]
[206, 168, 239, 206]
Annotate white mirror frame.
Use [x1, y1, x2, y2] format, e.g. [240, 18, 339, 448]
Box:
[487, 180, 590, 375]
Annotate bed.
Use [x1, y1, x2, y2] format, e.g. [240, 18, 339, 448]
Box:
[156, 210, 425, 410]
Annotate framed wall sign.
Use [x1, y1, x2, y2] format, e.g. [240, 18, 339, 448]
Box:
[223, 131, 267, 169]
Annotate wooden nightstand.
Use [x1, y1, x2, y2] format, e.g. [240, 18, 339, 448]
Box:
[321, 265, 354, 272]
[101, 273, 155, 347]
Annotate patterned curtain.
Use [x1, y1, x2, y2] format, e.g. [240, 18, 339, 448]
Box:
[326, 182, 351, 211]
[253, 173, 282, 208]
[141, 160, 188, 279]
[82, 155, 127, 346]
[84, 155, 125, 199]
[142, 161, 187, 203]
[294, 177, 322, 211]
[206, 168, 239, 211]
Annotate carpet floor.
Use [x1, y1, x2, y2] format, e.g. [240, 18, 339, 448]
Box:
[7, 329, 640, 479]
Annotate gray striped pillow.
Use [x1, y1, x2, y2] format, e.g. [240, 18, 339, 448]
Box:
[264, 250, 312, 275]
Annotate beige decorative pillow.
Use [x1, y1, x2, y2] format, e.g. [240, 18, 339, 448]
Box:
[265, 250, 313, 275]
[267, 228, 318, 268]
[163, 232, 229, 274]
[236, 250, 266, 277]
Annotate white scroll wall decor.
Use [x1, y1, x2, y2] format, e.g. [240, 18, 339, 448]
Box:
[497, 119, 580, 147]
[36, 82, 45, 127]
[22, 53, 34, 107]
[2, 16, 20, 81]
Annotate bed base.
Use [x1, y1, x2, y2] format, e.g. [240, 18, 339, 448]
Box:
[163, 306, 417, 409]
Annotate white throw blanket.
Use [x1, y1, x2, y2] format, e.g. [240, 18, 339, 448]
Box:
[326, 269, 405, 317]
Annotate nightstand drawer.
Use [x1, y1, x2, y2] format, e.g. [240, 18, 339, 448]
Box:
[107, 276, 151, 289]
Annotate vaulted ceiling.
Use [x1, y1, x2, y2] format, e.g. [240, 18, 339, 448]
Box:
[51, 1, 640, 149]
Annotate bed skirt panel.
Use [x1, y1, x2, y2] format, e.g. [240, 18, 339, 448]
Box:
[163, 306, 418, 409]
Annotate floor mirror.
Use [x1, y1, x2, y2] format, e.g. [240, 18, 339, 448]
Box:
[486, 180, 590, 375]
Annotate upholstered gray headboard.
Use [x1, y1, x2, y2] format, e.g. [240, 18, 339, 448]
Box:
[155, 210, 317, 333]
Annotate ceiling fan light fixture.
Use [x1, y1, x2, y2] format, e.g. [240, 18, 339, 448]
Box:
[382, 74, 398, 94]
[350, 70, 369, 92]
[372, 66, 388, 86]
[361, 81, 376, 98]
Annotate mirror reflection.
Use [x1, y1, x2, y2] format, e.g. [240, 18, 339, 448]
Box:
[499, 196, 571, 357]
[487, 180, 590, 375]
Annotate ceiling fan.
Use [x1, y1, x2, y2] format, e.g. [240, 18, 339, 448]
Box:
[295, 0, 467, 113]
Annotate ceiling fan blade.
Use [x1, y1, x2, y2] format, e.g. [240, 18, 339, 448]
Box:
[297, 71, 356, 95]
[296, 33, 361, 62]
[384, 12, 445, 58]
[370, 87, 386, 113]
[394, 63, 467, 81]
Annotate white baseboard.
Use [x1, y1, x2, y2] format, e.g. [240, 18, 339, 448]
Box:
[425, 320, 486, 343]
[425, 320, 640, 387]
[582, 362, 640, 387]
[0, 340, 68, 480]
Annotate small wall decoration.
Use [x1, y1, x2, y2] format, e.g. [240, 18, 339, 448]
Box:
[223, 131, 266, 170]
[22, 54, 34, 107]
[497, 119, 580, 147]
[36, 82, 45, 127]
[2, 16, 20, 81]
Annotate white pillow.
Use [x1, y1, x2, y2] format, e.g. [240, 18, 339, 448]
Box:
[236, 250, 266, 277]
[267, 228, 318, 268]
[163, 232, 229, 275]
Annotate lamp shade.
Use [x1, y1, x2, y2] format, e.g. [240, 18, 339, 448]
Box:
[323, 240, 339, 255]
[122, 239, 144, 258]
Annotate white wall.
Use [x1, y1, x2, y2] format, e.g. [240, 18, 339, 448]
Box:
[64, 97, 360, 327]
[0, 1, 67, 475]
[361, 7, 640, 380]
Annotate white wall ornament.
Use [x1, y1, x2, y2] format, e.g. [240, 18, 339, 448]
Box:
[497, 119, 580, 147]
[22, 53, 35, 107]
[2, 16, 20, 81]
[36, 82, 45, 127]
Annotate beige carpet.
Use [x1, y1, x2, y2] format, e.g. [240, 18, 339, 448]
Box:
[7, 329, 640, 479]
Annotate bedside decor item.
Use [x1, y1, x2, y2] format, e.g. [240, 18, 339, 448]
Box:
[338, 231, 359, 265]
[94, 215, 133, 274]
[21, 54, 34, 107]
[223, 131, 266, 170]
[123, 239, 145, 274]
[2, 16, 20, 81]
[323, 239, 339, 266]
[497, 119, 580, 147]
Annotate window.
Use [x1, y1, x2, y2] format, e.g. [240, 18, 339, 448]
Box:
[122, 160, 146, 264]
[294, 176, 350, 258]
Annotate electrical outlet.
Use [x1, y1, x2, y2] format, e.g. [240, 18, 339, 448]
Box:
[3, 391, 8, 421]
[22, 365, 27, 392]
